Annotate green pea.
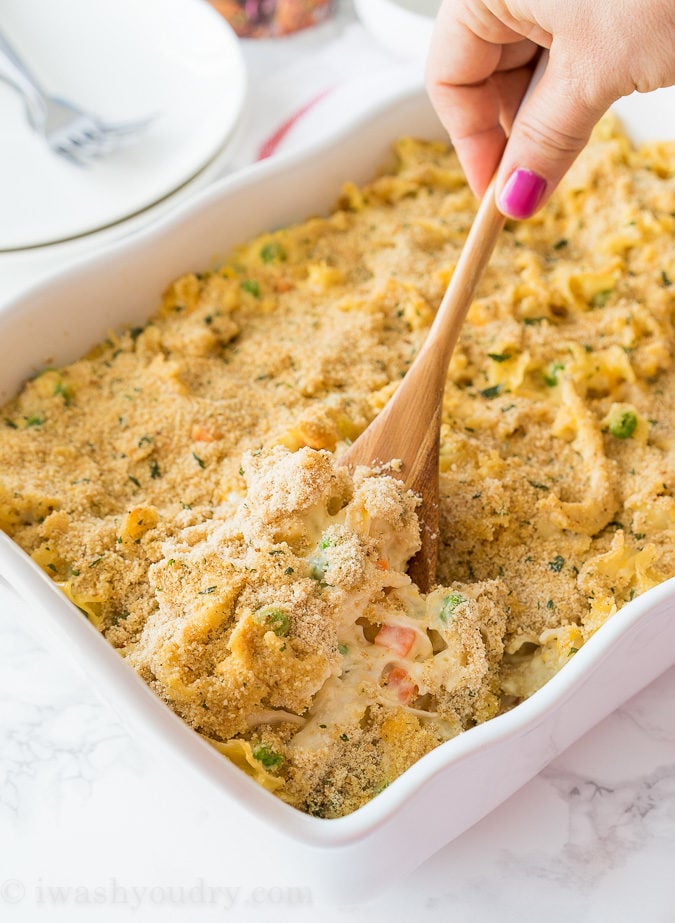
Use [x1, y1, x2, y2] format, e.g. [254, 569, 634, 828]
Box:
[608, 409, 637, 439]
[254, 606, 290, 637]
[440, 592, 465, 623]
[260, 242, 287, 263]
[241, 279, 261, 297]
[252, 745, 283, 769]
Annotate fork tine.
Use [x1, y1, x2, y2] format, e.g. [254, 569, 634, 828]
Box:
[51, 115, 118, 163]
[54, 108, 154, 162]
[52, 142, 89, 168]
[50, 108, 154, 165]
[62, 124, 113, 158]
[52, 115, 152, 166]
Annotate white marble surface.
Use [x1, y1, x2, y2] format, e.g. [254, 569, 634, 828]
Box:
[1, 4, 675, 921]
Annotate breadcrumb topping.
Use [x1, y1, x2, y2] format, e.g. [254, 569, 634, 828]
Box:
[0, 118, 673, 816]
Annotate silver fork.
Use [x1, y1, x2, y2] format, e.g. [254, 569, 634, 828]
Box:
[0, 28, 153, 166]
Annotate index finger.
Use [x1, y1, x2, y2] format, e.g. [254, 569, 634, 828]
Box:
[425, 3, 536, 194]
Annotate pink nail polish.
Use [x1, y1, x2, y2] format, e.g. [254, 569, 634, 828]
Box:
[498, 168, 547, 219]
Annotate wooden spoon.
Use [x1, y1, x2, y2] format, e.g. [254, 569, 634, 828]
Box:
[341, 54, 548, 591]
[341, 180, 504, 590]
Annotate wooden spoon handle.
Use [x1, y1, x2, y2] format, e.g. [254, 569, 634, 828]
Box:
[421, 181, 504, 375]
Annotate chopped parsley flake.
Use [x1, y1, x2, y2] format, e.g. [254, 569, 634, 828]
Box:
[591, 288, 613, 307]
[53, 381, 71, 405]
[111, 610, 130, 626]
[543, 361, 565, 386]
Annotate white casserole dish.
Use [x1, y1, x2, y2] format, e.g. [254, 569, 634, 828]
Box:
[1, 85, 674, 903]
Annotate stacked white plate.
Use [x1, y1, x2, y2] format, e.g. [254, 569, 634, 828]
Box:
[0, 0, 246, 298]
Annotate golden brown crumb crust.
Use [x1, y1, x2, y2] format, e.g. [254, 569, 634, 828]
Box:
[0, 118, 673, 816]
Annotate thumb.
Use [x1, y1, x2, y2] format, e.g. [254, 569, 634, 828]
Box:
[496, 56, 611, 219]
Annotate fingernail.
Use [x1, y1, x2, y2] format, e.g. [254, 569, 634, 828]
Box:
[498, 168, 547, 219]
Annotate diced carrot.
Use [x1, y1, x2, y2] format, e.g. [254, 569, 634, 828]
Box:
[191, 424, 222, 443]
[375, 558, 389, 570]
[385, 666, 418, 704]
[374, 624, 416, 657]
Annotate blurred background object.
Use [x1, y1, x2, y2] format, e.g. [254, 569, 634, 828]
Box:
[209, 0, 334, 37]
[353, 0, 440, 59]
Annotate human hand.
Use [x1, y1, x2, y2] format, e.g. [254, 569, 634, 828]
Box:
[426, 0, 675, 218]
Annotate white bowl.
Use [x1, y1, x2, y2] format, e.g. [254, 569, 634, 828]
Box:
[1, 86, 674, 903]
[353, 0, 440, 59]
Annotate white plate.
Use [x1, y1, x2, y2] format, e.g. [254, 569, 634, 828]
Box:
[0, 86, 673, 903]
[0, 0, 246, 250]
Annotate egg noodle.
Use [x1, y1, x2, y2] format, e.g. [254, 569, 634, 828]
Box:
[0, 114, 673, 816]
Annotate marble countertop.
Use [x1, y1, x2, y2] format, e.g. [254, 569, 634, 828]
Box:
[1, 4, 674, 920]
